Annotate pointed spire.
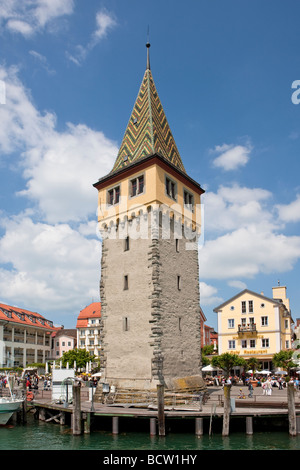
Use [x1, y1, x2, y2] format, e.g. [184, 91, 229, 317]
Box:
[146, 27, 150, 70]
[146, 41, 150, 70]
[110, 42, 186, 174]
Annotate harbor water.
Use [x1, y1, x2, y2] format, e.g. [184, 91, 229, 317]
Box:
[1, 414, 300, 451]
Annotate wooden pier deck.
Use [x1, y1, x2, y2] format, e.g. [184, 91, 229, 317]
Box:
[26, 385, 300, 436]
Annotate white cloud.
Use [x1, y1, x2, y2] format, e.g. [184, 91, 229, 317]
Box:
[199, 181, 300, 311]
[0, 216, 101, 313]
[0, 65, 118, 223]
[29, 50, 56, 75]
[211, 143, 251, 171]
[0, 64, 116, 320]
[227, 280, 247, 290]
[200, 225, 300, 280]
[66, 8, 117, 65]
[276, 194, 300, 223]
[202, 184, 274, 233]
[0, 0, 74, 36]
[199, 281, 223, 306]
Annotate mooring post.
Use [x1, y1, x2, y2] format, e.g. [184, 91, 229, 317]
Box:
[150, 417, 156, 436]
[296, 415, 300, 434]
[246, 416, 253, 435]
[112, 416, 119, 435]
[222, 384, 231, 436]
[83, 412, 91, 434]
[72, 382, 82, 435]
[287, 382, 297, 436]
[21, 379, 27, 424]
[195, 417, 203, 436]
[157, 384, 165, 436]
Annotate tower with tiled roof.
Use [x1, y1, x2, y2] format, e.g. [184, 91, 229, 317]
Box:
[93, 43, 204, 392]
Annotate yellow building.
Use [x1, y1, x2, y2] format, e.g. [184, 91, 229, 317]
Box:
[213, 285, 294, 370]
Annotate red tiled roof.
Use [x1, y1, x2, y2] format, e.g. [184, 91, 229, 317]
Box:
[0, 302, 56, 331]
[76, 302, 101, 328]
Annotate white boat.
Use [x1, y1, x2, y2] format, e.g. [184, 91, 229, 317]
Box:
[0, 375, 24, 425]
[0, 396, 24, 425]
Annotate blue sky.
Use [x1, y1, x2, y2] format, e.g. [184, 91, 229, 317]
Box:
[0, 0, 300, 331]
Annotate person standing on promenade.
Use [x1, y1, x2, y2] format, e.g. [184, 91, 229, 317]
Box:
[248, 382, 254, 398]
[266, 378, 272, 396]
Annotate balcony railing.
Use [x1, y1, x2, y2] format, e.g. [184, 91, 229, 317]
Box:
[238, 324, 257, 334]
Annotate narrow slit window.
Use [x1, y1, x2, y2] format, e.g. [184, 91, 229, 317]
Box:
[177, 275, 181, 290]
[123, 317, 129, 331]
[124, 275, 129, 290]
[175, 239, 179, 252]
[124, 236, 130, 251]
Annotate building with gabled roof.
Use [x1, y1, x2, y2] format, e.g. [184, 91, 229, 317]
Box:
[0, 302, 57, 368]
[213, 285, 294, 370]
[76, 302, 101, 359]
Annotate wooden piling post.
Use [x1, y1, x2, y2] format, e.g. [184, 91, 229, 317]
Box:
[83, 412, 91, 434]
[296, 415, 300, 434]
[287, 382, 297, 436]
[246, 416, 253, 435]
[157, 384, 165, 436]
[150, 417, 156, 436]
[195, 417, 203, 436]
[112, 416, 119, 434]
[72, 383, 82, 435]
[222, 384, 231, 436]
[21, 379, 27, 424]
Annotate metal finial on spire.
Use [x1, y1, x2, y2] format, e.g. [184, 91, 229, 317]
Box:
[146, 26, 150, 70]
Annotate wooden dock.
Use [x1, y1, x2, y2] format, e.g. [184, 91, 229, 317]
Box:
[23, 383, 300, 437]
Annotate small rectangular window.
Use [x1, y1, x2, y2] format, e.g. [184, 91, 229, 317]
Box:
[124, 236, 130, 251]
[241, 301, 246, 314]
[178, 317, 182, 332]
[248, 300, 253, 313]
[261, 316, 268, 326]
[165, 177, 176, 200]
[177, 275, 181, 290]
[228, 340, 235, 349]
[130, 175, 144, 197]
[107, 185, 120, 205]
[228, 319, 234, 329]
[124, 275, 129, 290]
[184, 189, 194, 211]
[175, 239, 179, 252]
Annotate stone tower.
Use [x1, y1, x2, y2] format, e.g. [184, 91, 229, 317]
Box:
[93, 43, 205, 391]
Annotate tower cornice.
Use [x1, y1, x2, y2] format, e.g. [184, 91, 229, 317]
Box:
[93, 152, 204, 195]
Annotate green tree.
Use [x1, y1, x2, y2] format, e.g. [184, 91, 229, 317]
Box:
[61, 348, 96, 369]
[245, 357, 260, 373]
[212, 353, 246, 378]
[272, 350, 297, 375]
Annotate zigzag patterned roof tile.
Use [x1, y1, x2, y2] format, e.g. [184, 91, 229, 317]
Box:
[110, 44, 186, 175]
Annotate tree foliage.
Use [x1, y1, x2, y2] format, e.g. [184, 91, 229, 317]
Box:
[61, 348, 96, 369]
[211, 353, 246, 378]
[272, 350, 296, 374]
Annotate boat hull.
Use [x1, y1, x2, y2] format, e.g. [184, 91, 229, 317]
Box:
[0, 398, 23, 425]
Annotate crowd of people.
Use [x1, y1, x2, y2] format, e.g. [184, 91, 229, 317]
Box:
[205, 372, 300, 393]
